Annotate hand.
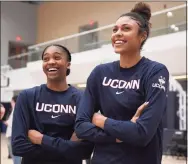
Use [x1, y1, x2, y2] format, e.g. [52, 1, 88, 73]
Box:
[116, 102, 149, 143]
[131, 102, 149, 123]
[92, 113, 107, 129]
[70, 132, 82, 142]
[3, 121, 8, 126]
[116, 139, 123, 143]
[28, 130, 43, 145]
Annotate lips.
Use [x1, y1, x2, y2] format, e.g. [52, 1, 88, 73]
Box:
[114, 40, 127, 45]
[46, 67, 59, 75]
[48, 68, 58, 72]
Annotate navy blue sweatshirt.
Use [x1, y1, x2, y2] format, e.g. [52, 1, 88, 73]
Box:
[75, 57, 169, 164]
[12, 84, 93, 164]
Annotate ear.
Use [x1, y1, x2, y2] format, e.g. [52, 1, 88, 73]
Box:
[149, 22, 152, 28]
[67, 62, 71, 69]
[141, 31, 147, 42]
[139, 31, 147, 46]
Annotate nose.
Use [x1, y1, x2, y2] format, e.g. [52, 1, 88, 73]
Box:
[48, 58, 56, 65]
[115, 28, 123, 37]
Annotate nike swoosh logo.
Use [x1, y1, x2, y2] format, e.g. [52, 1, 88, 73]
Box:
[116, 91, 124, 94]
[51, 115, 61, 118]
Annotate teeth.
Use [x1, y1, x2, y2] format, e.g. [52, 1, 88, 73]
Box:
[48, 68, 58, 71]
[115, 40, 124, 44]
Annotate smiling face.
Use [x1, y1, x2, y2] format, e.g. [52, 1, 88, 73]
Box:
[111, 16, 146, 55]
[42, 46, 70, 82]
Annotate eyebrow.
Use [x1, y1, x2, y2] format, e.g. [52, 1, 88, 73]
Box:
[114, 24, 130, 28]
[43, 52, 62, 56]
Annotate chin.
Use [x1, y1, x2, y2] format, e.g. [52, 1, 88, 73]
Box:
[115, 47, 129, 54]
[114, 49, 124, 54]
[47, 76, 60, 81]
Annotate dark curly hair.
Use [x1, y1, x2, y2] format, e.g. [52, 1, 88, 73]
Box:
[119, 2, 151, 49]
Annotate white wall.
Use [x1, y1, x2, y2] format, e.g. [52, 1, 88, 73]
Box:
[1, 88, 13, 102]
[1, 2, 38, 65]
[1, 31, 186, 101]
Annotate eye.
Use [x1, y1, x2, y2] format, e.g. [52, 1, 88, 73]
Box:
[43, 57, 49, 62]
[112, 27, 118, 33]
[54, 55, 62, 60]
[122, 26, 130, 31]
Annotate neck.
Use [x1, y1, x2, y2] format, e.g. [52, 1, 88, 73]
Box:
[47, 79, 69, 92]
[120, 50, 142, 68]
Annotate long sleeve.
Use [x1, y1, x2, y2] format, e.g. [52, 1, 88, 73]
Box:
[12, 90, 93, 161]
[75, 66, 116, 143]
[12, 91, 64, 160]
[12, 91, 42, 157]
[41, 135, 93, 160]
[104, 66, 169, 147]
[40, 90, 94, 160]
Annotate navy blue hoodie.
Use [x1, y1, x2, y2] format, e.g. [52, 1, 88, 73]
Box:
[75, 57, 169, 164]
[12, 84, 93, 164]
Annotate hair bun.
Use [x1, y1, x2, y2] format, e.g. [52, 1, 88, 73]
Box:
[131, 2, 151, 21]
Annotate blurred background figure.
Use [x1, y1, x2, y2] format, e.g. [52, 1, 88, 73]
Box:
[1, 104, 6, 120]
[4, 95, 21, 164]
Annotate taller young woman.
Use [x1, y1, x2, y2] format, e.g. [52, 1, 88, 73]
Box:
[12, 44, 93, 164]
[75, 2, 169, 164]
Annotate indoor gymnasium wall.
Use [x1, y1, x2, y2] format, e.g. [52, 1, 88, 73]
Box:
[5, 31, 186, 90]
[1, 2, 38, 65]
[36, 1, 185, 44]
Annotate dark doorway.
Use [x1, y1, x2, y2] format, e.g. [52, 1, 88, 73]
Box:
[8, 41, 30, 69]
[79, 22, 98, 52]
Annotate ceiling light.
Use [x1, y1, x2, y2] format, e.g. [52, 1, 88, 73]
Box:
[170, 24, 176, 29]
[174, 27, 179, 32]
[167, 11, 173, 17]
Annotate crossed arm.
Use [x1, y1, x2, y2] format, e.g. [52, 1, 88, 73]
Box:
[75, 65, 169, 147]
[12, 91, 93, 160]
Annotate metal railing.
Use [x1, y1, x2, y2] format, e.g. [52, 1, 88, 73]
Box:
[7, 4, 187, 69]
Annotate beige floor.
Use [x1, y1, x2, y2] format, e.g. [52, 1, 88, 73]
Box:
[1, 134, 186, 164]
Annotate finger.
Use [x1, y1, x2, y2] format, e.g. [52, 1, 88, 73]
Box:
[131, 117, 139, 123]
[138, 102, 149, 110]
[136, 102, 149, 114]
[116, 139, 123, 143]
[134, 102, 149, 117]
